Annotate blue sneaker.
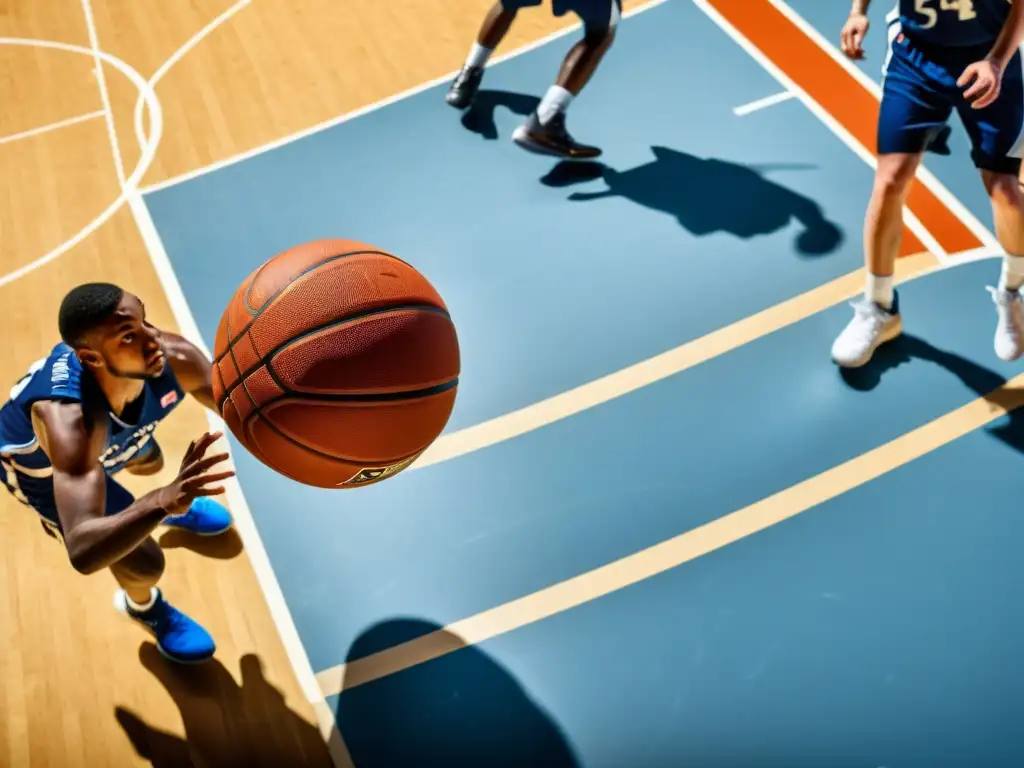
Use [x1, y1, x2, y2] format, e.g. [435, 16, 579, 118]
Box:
[163, 497, 233, 536]
[115, 588, 216, 664]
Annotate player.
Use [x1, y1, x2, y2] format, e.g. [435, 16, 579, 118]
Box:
[0, 283, 235, 664]
[446, 0, 621, 159]
[832, 0, 1024, 368]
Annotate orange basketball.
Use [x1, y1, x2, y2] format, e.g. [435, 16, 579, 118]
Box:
[211, 239, 460, 488]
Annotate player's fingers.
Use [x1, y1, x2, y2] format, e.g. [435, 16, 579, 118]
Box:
[193, 470, 236, 487]
[973, 83, 1000, 109]
[187, 431, 221, 462]
[184, 452, 231, 477]
[963, 77, 991, 103]
[193, 486, 227, 497]
[956, 65, 977, 88]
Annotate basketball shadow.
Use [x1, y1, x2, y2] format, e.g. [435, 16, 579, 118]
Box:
[158, 526, 245, 560]
[838, 333, 1024, 453]
[541, 146, 844, 257]
[336, 618, 580, 767]
[460, 89, 540, 140]
[115, 643, 331, 767]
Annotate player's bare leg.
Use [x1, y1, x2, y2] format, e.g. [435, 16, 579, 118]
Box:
[446, 2, 517, 109]
[512, 26, 616, 159]
[831, 152, 922, 368]
[982, 169, 1024, 361]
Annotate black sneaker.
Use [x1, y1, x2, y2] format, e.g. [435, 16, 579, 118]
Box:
[511, 112, 601, 160]
[446, 66, 484, 109]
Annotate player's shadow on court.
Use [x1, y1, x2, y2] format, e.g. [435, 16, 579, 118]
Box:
[158, 526, 245, 560]
[839, 333, 1024, 453]
[541, 146, 844, 257]
[460, 89, 541, 140]
[115, 643, 331, 767]
[336, 618, 580, 767]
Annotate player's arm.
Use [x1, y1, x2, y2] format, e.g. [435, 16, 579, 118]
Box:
[34, 402, 232, 574]
[161, 331, 217, 412]
[988, 0, 1024, 71]
[841, 1, 870, 60]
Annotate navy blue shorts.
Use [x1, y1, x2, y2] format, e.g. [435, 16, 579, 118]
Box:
[501, 0, 621, 31]
[879, 28, 1024, 174]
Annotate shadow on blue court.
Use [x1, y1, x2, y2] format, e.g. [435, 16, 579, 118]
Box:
[335, 618, 579, 767]
[542, 149, 842, 256]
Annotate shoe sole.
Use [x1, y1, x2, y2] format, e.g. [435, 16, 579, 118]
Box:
[511, 127, 601, 160]
[161, 520, 234, 537]
[113, 590, 215, 665]
[832, 316, 903, 369]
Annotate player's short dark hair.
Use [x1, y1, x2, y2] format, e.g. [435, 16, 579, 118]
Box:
[58, 283, 124, 346]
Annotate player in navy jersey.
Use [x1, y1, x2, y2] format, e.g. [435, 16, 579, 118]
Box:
[832, 0, 1024, 368]
[0, 283, 235, 664]
[445, 0, 621, 159]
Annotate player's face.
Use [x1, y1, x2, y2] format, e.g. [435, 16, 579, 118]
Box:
[92, 294, 166, 380]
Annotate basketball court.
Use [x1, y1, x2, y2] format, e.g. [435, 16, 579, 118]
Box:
[2, 0, 1023, 765]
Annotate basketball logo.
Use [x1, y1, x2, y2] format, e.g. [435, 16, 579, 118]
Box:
[341, 453, 423, 486]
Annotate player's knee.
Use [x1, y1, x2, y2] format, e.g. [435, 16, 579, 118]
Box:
[873, 157, 917, 199]
[983, 170, 1024, 213]
[110, 538, 165, 585]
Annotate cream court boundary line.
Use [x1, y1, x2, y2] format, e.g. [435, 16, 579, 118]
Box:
[318, 369, 1024, 697]
[415, 252, 937, 470]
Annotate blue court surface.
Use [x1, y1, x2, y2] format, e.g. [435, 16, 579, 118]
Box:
[144, 1, 1023, 765]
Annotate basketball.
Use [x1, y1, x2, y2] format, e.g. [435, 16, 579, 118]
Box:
[211, 239, 460, 488]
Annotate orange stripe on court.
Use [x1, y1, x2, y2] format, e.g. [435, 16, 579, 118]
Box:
[706, 0, 984, 257]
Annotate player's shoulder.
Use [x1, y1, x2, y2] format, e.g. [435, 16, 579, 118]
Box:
[37, 343, 86, 401]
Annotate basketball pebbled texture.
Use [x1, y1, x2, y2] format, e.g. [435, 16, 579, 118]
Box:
[212, 239, 460, 489]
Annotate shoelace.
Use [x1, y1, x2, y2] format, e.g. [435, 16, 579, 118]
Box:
[846, 299, 888, 342]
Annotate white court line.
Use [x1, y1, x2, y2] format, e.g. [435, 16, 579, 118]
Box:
[75, 3, 352, 765]
[0, 38, 161, 290]
[139, 0, 672, 195]
[0, 110, 105, 146]
[132, 0, 252, 154]
[733, 90, 795, 116]
[767, 0, 1002, 253]
[82, 0, 125, 185]
[692, 0, 949, 263]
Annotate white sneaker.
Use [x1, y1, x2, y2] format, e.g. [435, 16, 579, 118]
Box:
[988, 285, 1024, 362]
[831, 292, 902, 368]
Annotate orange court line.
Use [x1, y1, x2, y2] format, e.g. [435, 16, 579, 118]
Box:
[706, 0, 984, 258]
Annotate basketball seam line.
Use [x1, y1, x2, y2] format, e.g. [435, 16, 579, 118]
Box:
[216, 303, 455, 405]
[247, 405, 429, 471]
[241, 248, 402, 319]
[263, 359, 458, 404]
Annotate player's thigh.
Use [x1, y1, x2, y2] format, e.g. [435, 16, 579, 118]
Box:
[956, 52, 1024, 177]
[878, 40, 953, 156]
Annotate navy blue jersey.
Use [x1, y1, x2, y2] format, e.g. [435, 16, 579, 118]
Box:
[896, 0, 1011, 48]
[0, 343, 184, 510]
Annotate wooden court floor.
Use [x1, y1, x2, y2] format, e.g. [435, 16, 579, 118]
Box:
[0, 1, 648, 765]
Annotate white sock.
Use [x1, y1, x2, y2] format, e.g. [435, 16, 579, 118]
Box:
[126, 587, 158, 613]
[466, 42, 492, 69]
[999, 253, 1024, 292]
[866, 273, 894, 310]
[537, 85, 573, 125]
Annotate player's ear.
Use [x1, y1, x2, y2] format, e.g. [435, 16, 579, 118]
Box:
[75, 346, 104, 370]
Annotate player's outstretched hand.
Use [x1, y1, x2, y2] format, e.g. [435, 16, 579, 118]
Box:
[159, 431, 235, 516]
[959, 59, 1002, 109]
[841, 12, 869, 60]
